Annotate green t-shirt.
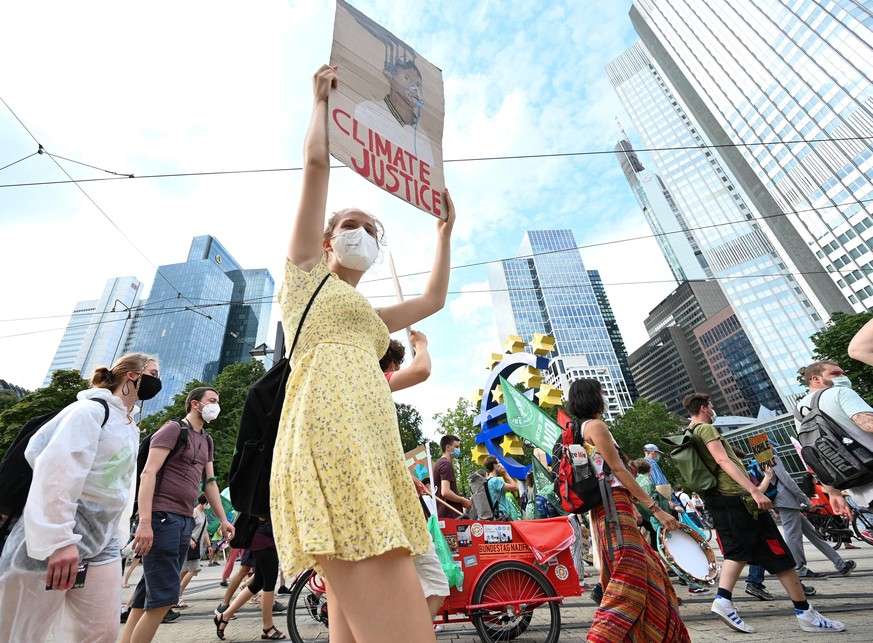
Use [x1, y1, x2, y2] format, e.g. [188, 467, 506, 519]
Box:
[691, 422, 745, 496]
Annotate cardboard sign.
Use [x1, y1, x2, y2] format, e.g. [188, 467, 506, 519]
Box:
[404, 444, 434, 484]
[329, 0, 446, 218]
[749, 433, 777, 469]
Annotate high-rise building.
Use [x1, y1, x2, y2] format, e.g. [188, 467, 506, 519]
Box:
[607, 40, 839, 406]
[587, 269, 639, 401]
[694, 307, 785, 416]
[487, 230, 633, 417]
[43, 277, 143, 385]
[614, 139, 712, 283]
[628, 326, 706, 416]
[628, 0, 873, 311]
[122, 236, 274, 416]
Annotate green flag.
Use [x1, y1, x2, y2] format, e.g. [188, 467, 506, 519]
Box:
[531, 456, 566, 515]
[500, 376, 562, 452]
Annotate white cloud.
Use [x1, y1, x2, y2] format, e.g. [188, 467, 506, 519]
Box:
[1, 0, 674, 434]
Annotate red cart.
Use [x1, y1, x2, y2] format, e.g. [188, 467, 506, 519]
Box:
[285, 516, 582, 643]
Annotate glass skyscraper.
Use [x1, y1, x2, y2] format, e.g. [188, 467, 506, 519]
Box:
[487, 230, 633, 414]
[629, 0, 873, 310]
[614, 139, 712, 283]
[588, 269, 639, 401]
[43, 277, 143, 385]
[607, 40, 832, 405]
[121, 236, 274, 416]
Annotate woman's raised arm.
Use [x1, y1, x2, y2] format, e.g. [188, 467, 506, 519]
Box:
[379, 189, 455, 332]
[288, 65, 338, 271]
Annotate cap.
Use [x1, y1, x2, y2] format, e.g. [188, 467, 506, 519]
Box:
[644, 443, 663, 454]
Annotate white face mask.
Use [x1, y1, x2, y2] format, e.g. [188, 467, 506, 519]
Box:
[831, 376, 852, 389]
[709, 408, 718, 421]
[330, 227, 379, 271]
[201, 403, 220, 423]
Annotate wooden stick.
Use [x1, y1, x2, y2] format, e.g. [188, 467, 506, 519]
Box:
[434, 494, 465, 516]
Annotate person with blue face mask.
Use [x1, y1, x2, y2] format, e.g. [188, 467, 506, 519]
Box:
[433, 435, 471, 519]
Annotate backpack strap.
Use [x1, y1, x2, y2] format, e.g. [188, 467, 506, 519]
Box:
[154, 420, 190, 497]
[484, 476, 499, 518]
[92, 398, 110, 427]
[289, 274, 331, 359]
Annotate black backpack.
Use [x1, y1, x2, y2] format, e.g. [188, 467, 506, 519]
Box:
[133, 419, 213, 516]
[229, 273, 329, 516]
[550, 420, 604, 515]
[0, 398, 110, 553]
[794, 389, 873, 490]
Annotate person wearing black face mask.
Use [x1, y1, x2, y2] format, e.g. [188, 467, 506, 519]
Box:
[122, 387, 234, 643]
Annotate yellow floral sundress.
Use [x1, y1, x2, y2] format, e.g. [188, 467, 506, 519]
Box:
[270, 255, 429, 573]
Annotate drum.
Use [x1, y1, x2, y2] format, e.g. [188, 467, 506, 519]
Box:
[657, 524, 719, 585]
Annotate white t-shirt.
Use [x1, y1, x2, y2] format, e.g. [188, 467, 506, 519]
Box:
[796, 386, 873, 506]
[677, 491, 697, 514]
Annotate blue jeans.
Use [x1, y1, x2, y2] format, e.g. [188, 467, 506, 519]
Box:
[747, 563, 765, 587]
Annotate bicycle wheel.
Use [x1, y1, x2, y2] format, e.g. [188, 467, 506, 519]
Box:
[853, 510, 873, 546]
[286, 569, 330, 643]
[471, 561, 560, 643]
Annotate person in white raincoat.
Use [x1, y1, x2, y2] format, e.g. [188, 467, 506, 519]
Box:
[0, 353, 160, 642]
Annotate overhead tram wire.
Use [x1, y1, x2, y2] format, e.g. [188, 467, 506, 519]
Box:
[2, 191, 872, 326]
[0, 151, 38, 173]
[0, 134, 871, 189]
[4, 262, 873, 337]
[0, 96, 212, 320]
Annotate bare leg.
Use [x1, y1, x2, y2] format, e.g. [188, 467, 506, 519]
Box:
[119, 605, 172, 643]
[220, 565, 251, 607]
[260, 591, 279, 632]
[122, 557, 140, 587]
[426, 595, 445, 619]
[317, 550, 435, 643]
[324, 581, 356, 643]
[718, 559, 746, 593]
[178, 570, 195, 602]
[774, 568, 807, 602]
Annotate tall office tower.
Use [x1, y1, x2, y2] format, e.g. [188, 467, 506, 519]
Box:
[607, 40, 838, 405]
[123, 236, 274, 416]
[43, 277, 143, 386]
[694, 308, 785, 416]
[641, 281, 729, 412]
[629, 0, 873, 311]
[614, 138, 712, 282]
[629, 326, 706, 416]
[487, 230, 633, 418]
[587, 269, 639, 401]
[630, 280, 781, 416]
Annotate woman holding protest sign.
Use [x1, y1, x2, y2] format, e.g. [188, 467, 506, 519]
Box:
[269, 64, 454, 643]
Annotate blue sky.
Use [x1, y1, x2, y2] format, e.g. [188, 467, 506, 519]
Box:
[0, 1, 678, 435]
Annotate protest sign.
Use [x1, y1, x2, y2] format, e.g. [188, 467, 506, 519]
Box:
[749, 433, 777, 469]
[329, 0, 446, 218]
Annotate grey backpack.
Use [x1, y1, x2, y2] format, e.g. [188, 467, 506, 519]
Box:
[794, 389, 873, 490]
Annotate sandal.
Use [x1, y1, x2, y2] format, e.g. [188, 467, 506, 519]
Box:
[213, 613, 229, 640]
[262, 625, 286, 640]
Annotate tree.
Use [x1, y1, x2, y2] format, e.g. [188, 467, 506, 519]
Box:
[808, 311, 873, 399]
[137, 360, 267, 489]
[0, 370, 89, 455]
[608, 398, 686, 483]
[433, 397, 478, 495]
[396, 402, 424, 453]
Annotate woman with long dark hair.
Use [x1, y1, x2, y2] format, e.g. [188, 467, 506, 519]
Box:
[565, 378, 690, 642]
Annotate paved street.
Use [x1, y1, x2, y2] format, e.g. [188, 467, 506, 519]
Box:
[139, 541, 873, 642]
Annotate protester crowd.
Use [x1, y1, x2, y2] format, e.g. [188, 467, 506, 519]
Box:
[2, 65, 873, 643]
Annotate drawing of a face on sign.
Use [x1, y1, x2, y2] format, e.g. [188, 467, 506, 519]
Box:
[330, 0, 446, 219]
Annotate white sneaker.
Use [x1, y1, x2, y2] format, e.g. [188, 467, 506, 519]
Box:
[433, 624, 444, 633]
[796, 607, 845, 633]
[711, 597, 755, 633]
